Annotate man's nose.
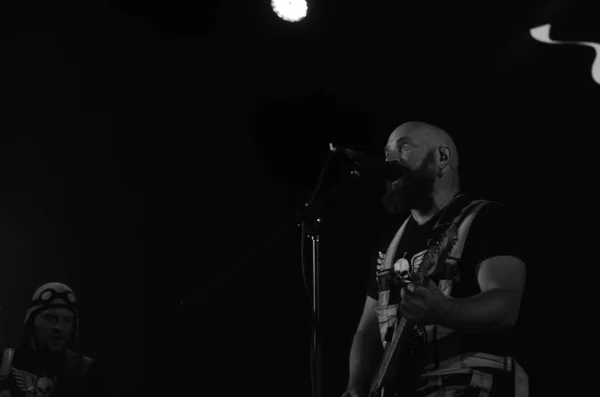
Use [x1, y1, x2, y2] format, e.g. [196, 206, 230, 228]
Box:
[386, 152, 401, 162]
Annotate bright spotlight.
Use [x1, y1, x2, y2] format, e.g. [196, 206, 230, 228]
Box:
[271, 0, 308, 22]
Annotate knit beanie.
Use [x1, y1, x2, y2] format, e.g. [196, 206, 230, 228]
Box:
[24, 282, 79, 340]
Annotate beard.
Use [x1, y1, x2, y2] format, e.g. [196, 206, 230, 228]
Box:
[381, 151, 436, 215]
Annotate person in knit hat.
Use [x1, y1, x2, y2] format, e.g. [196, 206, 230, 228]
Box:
[0, 282, 105, 397]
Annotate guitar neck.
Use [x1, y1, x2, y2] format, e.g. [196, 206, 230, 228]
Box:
[369, 316, 412, 395]
[369, 276, 431, 396]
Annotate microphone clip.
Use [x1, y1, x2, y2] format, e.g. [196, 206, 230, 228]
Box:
[329, 143, 362, 177]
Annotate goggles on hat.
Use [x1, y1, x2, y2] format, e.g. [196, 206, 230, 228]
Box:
[30, 288, 76, 307]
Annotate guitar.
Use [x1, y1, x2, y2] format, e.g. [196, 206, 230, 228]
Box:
[368, 223, 459, 397]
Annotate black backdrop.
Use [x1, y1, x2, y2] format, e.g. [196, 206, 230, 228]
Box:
[0, 0, 598, 396]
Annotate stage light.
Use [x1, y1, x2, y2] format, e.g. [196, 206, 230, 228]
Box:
[271, 0, 308, 22]
[530, 24, 600, 85]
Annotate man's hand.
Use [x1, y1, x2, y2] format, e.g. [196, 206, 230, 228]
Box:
[340, 388, 366, 397]
[397, 280, 452, 326]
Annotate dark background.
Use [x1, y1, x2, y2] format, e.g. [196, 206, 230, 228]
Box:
[0, 0, 597, 396]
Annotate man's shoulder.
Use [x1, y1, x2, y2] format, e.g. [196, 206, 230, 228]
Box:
[65, 349, 92, 360]
[467, 199, 513, 224]
[64, 349, 94, 374]
[456, 196, 509, 221]
[63, 350, 105, 396]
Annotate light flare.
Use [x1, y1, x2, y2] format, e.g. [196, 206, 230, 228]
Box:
[530, 23, 600, 85]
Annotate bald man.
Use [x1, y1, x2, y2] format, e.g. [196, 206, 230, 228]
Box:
[342, 122, 528, 397]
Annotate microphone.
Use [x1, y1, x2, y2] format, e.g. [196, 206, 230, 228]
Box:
[329, 143, 408, 180]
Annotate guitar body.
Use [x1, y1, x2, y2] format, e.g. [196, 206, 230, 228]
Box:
[368, 224, 459, 397]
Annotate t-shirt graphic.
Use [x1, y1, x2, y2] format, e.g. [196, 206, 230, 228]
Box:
[0, 366, 56, 397]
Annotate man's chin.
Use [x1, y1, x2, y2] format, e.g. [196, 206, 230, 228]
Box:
[47, 340, 66, 352]
[382, 191, 412, 215]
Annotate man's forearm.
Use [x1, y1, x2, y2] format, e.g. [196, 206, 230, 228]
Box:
[439, 288, 521, 333]
[347, 331, 383, 392]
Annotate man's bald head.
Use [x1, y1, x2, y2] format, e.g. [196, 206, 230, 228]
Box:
[381, 121, 460, 215]
[385, 121, 459, 170]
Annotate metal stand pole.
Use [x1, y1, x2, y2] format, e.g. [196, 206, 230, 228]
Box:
[306, 217, 322, 397]
[300, 171, 358, 397]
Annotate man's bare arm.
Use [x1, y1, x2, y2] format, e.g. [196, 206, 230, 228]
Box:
[346, 296, 383, 394]
[439, 255, 526, 332]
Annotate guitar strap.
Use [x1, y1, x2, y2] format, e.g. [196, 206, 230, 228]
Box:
[0, 348, 15, 386]
[375, 199, 492, 349]
[438, 199, 490, 296]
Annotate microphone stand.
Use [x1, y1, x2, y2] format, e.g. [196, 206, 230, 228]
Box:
[302, 208, 323, 397]
[180, 147, 361, 397]
[301, 170, 359, 397]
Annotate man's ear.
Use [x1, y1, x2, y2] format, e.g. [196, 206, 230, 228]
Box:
[438, 146, 451, 169]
